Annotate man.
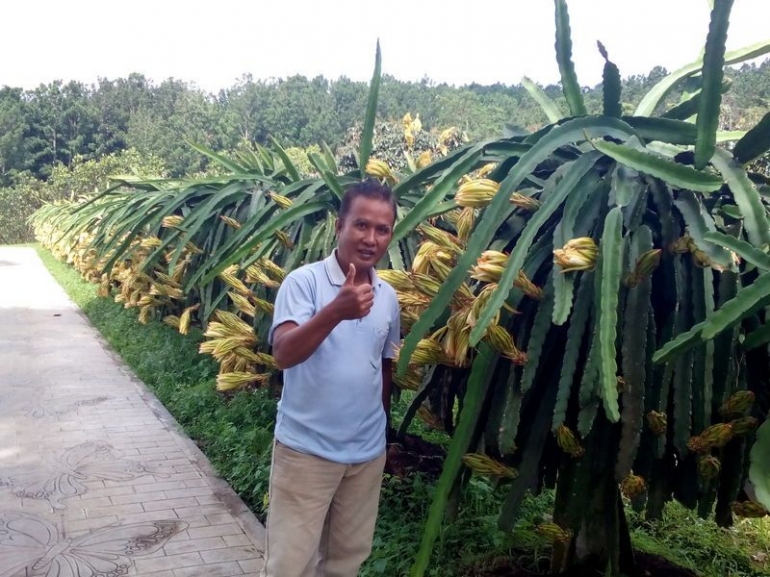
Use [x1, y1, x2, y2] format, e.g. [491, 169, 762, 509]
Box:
[262, 179, 401, 577]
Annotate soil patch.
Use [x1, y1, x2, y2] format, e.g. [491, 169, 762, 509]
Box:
[385, 430, 446, 479]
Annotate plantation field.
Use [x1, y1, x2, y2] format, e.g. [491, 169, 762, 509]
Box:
[31, 243, 770, 576]
[9, 0, 770, 574]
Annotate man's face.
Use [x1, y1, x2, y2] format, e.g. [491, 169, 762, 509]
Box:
[335, 196, 395, 271]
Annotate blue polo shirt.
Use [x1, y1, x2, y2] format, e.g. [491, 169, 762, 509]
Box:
[268, 251, 401, 464]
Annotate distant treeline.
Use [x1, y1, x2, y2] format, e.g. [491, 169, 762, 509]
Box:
[1, 60, 768, 183]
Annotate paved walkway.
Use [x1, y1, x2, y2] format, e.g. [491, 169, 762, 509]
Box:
[0, 247, 265, 577]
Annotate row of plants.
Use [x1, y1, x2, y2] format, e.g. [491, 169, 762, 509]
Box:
[31, 1, 770, 574]
[34, 244, 770, 577]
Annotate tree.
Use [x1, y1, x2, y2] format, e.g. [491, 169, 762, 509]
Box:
[0, 87, 29, 185]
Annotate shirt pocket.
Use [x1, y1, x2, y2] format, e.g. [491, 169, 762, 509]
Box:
[367, 323, 390, 365]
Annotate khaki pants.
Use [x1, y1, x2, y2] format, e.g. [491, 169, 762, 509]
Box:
[260, 441, 386, 577]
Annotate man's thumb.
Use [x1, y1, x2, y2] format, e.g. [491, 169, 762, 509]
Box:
[345, 263, 356, 285]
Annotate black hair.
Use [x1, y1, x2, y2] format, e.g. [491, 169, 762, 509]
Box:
[339, 178, 397, 225]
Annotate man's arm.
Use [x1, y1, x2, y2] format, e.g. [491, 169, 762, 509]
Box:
[272, 262, 373, 369]
[271, 306, 342, 369]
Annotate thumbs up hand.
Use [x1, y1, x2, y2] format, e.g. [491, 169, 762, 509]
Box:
[334, 263, 374, 320]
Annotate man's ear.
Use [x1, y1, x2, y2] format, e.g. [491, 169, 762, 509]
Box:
[335, 217, 342, 236]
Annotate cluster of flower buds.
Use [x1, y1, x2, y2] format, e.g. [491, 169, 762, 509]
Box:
[553, 238, 598, 273]
[365, 159, 397, 184]
[670, 233, 739, 271]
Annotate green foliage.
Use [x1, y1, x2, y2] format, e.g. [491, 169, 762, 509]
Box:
[335, 119, 468, 174]
[750, 419, 770, 511]
[34, 240, 569, 577]
[0, 149, 164, 244]
[282, 145, 321, 177]
[554, 0, 586, 116]
[599, 42, 623, 118]
[360, 41, 382, 179]
[2, 56, 770, 182]
[398, 3, 770, 575]
[411, 347, 499, 576]
[26, 8, 770, 575]
[629, 501, 770, 577]
[694, 0, 734, 169]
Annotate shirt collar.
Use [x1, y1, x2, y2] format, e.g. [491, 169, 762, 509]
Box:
[324, 249, 382, 292]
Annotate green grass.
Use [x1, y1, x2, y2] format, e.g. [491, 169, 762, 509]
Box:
[629, 502, 770, 577]
[34, 244, 770, 577]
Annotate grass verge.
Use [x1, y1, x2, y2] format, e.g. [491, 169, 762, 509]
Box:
[35, 244, 770, 577]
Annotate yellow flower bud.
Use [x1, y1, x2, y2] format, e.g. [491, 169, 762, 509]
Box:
[393, 366, 423, 391]
[697, 455, 721, 480]
[509, 193, 542, 212]
[477, 163, 497, 178]
[161, 215, 184, 228]
[140, 236, 162, 248]
[670, 235, 695, 254]
[687, 435, 707, 453]
[417, 405, 444, 430]
[456, 207, 476, 242]
[700, 422, 735, 449]
[536, 523, 572, 543]
[731, 501, 769, 518]
[731, 416, 759, 436]
[720, 391, 755, 417]
[620, 474, 647, 500]
[417, 224, 463, 251]
[220, 215, 242, 229]
[365, 159, 397, 184]
[462, 453, 518, 478]
[625, 249, 662, 288]
[376, 269, 413, 292]
[471, 250, 508, 283]
[409, 338, 447, 366]
[647, 411, 667, 436]
[274, 230, 294, 249]
[269, 192, 294, 209]
[484, 324, 526, 364]
[553, 237, 598, 273]
[514, 270, 544, 301]
[556, 425, 585, 458]
[455, 179, 500, 208]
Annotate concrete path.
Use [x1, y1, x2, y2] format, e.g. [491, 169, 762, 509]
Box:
[0, 247, 265, 577]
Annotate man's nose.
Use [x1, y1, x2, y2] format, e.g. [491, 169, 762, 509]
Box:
[363, 229, 376, 244]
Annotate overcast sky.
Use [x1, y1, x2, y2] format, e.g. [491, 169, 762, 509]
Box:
[3, 0, 769, 93]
